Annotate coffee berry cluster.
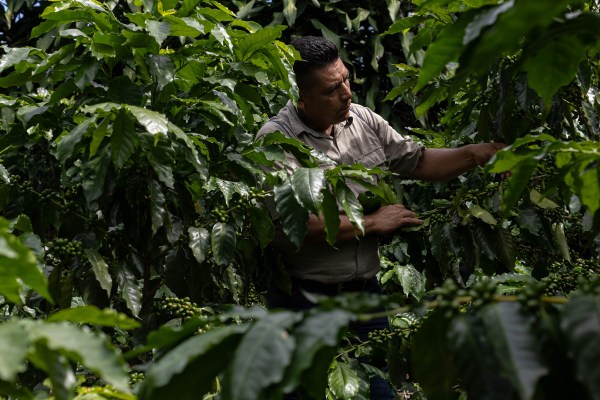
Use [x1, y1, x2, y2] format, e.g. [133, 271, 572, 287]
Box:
[156, 296, 203, 321]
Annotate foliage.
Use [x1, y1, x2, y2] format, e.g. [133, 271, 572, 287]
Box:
[0, 0, 599, 399]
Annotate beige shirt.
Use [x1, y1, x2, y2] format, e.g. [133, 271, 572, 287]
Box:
[256, 101, 424, 283]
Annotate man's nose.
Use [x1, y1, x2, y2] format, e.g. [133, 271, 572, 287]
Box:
[340, 81, 352, 101]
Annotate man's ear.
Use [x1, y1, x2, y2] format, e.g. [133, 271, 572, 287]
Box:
[297, 91, 305, 112]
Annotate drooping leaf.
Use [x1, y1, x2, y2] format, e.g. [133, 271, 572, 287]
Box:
[335, 182, 364, 235]
[274, 179, 309, 249]
[290, 167, 325, 214]
[411, 310, 458, 399]
[282, 310, 352, 394]
[47, 305, 139, 329]
[0, 221, 52, 304]
[395, 264, 427, 301]
[211, 222, 236, 267]
[31, 322, 130, 393]
[188, 227, 210, 264]
[111, 109, 138, 169]
[223, 312, 301, 400]
[448, 314, 515, 400]
[84, 248, 113, 297]
[149, 180, 166, 235]
[237, 25, 286, 61]
[321, 188, 341, 247]
[481, 302, 548, 400]
[327, 360, 362, 399]
[561, 294, 600, 400]
[0, 319, 31, 381]
[247, 206, 275, 249]
[138, 325, 248, 400]
[28, 343, 76, 400]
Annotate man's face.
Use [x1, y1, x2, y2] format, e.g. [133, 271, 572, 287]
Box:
[297, 58, 352, 133]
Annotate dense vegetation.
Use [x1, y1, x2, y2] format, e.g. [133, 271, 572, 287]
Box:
[0, 0, 599, 399]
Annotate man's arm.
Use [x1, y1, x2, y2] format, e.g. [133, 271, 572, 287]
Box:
[408, 143, 505, 182]
[304, 204, 423, 244]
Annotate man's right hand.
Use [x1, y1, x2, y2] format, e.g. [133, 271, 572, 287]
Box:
[364, 204, 423, 236]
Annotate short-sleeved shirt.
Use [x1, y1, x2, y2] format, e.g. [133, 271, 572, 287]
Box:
[256, 100, 424, 283]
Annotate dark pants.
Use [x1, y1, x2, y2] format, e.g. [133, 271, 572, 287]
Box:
[268, 276, 395, 400]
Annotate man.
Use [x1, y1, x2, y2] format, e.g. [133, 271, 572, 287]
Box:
[256, 36, 505, 399]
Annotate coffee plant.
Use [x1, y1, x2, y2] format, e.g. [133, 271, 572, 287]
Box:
[0, 0, 599, 399]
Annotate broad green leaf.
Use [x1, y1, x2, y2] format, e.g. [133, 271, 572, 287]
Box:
[524, 34, 587, 106]
[321, 188, 340, 247]
[31, 322, 129, 393]
[395, 264, 426, 301]
[237, 25, 286, 61]
[111, 109, 138, 169]
[224, 312, 301, 400]
[127, 105, 169, 136]
[47, 306, 140, 329]
[28, 343, 76, 400]
[138, 325, 247, 400]
[469, 205, 497, 225]
[211, 222, 236, 266]
[114, 263, 143, 317]
[481, 302, 548, 400]
[382, 16, 428, 36]
[415, 12, 473, 91]
[147, 140, 175, 189]
[283, 310, 352, 393]
[149, 180, 166, 235]
[552, 223, 571, 262]
[290, 167, 325, 214]
[449, 315, 514, 400]
[463, 1, 513, 44]
[282, 0, 297, 27]
[561, 294, 600, 400]
[335, 182, 364, 234]
[146, 20, 170, 46]
[529, 188, 558, 209]
[274, 179, 309, 249]
[247, 206, 275, 249]
[0, 223, 52, 304]
[411, 310, 457, 399]
[0, 47, 32, 74]
[188, 227, 210, 264]
[148, 55, 175, 90]
[516, 208, 543, 236]
[163, 15, 204, 36]
[84, 248, 113, 296]
[74, 60, 99, 90]
[0, 319, 31, 381]
[328, 360, 361, 399]
[81, 148, 111, 204]
[17, 105, 49, 125]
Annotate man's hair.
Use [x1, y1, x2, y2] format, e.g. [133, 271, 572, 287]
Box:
[290, 36, 340, 89]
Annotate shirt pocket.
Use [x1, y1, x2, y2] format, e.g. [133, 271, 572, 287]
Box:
[355, 146, 386, 168]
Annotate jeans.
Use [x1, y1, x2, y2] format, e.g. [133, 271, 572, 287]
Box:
[268, 276, 395, 400]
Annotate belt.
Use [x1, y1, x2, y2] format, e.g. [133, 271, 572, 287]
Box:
[292, 276, 375, 295]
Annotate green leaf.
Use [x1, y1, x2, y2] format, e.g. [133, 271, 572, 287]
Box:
[481, 302, 548, 400]
[524, 34, 587, 106]
[84, 248, 113, 297]
[248, 206, 275, 249]
[469, 204, 497, 225]
[237, 25, 286, 61]
[395, 264, 426, 301]
[321, 189, 340, 247]
[415, 12, 473, 91]
[224, 312, 301, 400]
[282, 0, 297, 26]
[411, 310, 457, 400]
[0, 222, 52, 304]
[28, 343, 76, 400]
[127, 105, 169, 136]
[114, 263, 142, 317]
[463, 1, 513, 44]
[561, 294, 600, 400]
[328, 360, 362, 399]
[0, 319, 31, 381]
[138, 325, 247, 400]
[552, 223, 570, 262]
[188, 227, 210, 264]
[74, 60, 99, 90]
[283, 310, 352, 393]
[47, 306, 140, 329]
[529, 188, 558, 209]
[382, 16, 428, 36]
[149, 180, 166, 235]
[81, 148, 111, 204]
[290, 167, 325, 214]
[111, 109, 138, 169]
[146, 20, 171, 46]
[448, 315, 514, 400]
[31, 322, 129, 393]
[211, 222, 236, 266]
[335, 182, 364, 234]
[274, 179, 309, 249]
[0, 47, 32, 74]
